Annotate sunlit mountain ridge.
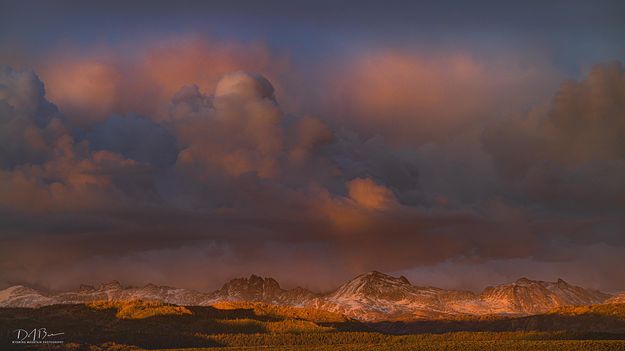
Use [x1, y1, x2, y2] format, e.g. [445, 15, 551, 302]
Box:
[1, 271, 615, 322]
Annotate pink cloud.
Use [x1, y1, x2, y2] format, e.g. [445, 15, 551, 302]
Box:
[37, 36, 292, 126]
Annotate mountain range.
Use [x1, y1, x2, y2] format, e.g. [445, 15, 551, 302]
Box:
[0, 271, 618, 321]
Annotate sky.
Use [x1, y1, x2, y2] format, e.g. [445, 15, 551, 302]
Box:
[1, 0, 625, 293]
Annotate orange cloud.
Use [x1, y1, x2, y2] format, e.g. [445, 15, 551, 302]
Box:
[308, 178, 399, 233]
[173, 72, 284, 179]
[346, 177, 397, 210]
[0, 140, 137, 213]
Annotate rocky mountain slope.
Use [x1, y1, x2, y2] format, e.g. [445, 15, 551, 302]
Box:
[0, 285, 56, 307]
[308, 272, 611, 321]
[606, 292, 625, 304]
[0, 275, 317, 309]
[475, 277, 610, 314]
[213, 274, 318, 305]
[310, 271, 471, 320]
[0, 272, 613, 321]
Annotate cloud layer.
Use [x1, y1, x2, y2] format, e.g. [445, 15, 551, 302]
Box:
[1, 52, 624, 293]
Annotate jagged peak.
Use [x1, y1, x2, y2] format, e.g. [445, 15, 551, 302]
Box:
[511, 277, 571, 288]
[356, 271, 405, 282]
[0, 274, 614, 319]
[78, 284, 95, 293]
[514, 277, 534, 285]
[336, 271, 411, 292]
[220, 274, 282, 291]
[249, 274, 263, 281]
[249, 274, 279, 285]
[99, 280, 123, 290]
[556, 278, 570, 286]
[366, 270, 388, 276]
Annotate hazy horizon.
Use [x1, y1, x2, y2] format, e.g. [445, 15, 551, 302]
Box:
[3, 270, 618, 297]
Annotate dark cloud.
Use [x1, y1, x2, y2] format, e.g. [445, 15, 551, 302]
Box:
[86, 114, 178, 167]
[477, 63, 625, 290]
[0, 66, 61, 167]
[482, 62, 625, 213]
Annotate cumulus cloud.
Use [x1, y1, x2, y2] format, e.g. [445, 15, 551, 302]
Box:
[173, 72, 285, 179]
[1, 57, 625, 292]
[346, 178, 397, 210]
[40, 61, 122, 125]
[288, 116, 334, 165]
[0, 67, 159, 213]
[215, 71, 276, 101]
[0, 66, 427, 289]
[482, 62, 625, 212]
[2, 64, 513, 291]
[0, 66, 61, 167]
[37, 37, 292, 126]
[321, 51, 560, 145]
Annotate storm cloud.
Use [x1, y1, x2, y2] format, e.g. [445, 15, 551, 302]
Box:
[0, 59, 623, 292]
[482, 62, 625, 213]
[1, 1, 625, 293]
